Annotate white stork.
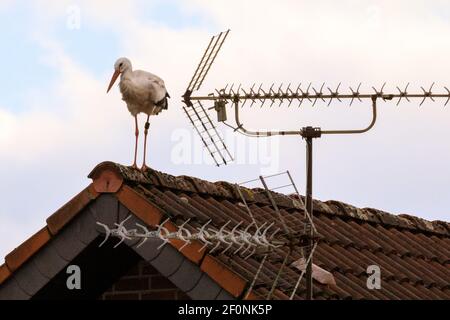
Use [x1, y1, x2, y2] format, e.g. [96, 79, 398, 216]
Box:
[107, 57, 170, 171]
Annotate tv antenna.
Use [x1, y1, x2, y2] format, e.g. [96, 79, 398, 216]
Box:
[182, 30, 233, 167]
[182, 30, 450, 300]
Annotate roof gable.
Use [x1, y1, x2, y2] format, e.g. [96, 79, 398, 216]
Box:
[0, 193, 234, 300]
[0, 161, 449, 300]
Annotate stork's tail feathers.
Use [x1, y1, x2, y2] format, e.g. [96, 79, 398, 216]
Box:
[156, 91, 170, 110]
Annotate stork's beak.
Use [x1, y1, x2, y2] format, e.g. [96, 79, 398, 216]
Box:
[107, 70, 120, 93]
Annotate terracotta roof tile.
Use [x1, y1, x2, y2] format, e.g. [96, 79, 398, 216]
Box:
[115, 185, 163, 226]
[200, 255, 247, 298]
[5, 227, 51, 272]
[0, 264, 11, 285]
[89, 164, 124, 193]
[46, 184, 99, 235]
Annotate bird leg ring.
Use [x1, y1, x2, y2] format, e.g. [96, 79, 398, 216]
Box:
[142, 115, 150, 171]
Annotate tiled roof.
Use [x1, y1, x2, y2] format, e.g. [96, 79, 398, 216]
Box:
[1, 161, 449, 299]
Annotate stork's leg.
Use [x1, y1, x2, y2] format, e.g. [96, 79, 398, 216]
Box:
[141, 115, 150, 172]
[131, 115, 139, 169]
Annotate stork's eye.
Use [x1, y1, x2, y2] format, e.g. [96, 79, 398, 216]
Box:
[119, 63, 123, 67]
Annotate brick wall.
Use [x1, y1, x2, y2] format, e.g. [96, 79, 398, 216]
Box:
[100, 259, 190, 300]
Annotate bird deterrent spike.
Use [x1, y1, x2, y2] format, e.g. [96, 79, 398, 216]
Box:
[349, 83, 362, 106]
[268, 83, 276, 107]
[209, 240, 222, 254]
[294, 83, 301, 95]
[312, 83, 325, 106]
[238, 223, 258, 256]
[240, 87, 248, 108]
[255, 222, 274, 247]
[114, 231, 133, 248]
[277, 83, 284, 107]
[256, 83, 263, 102]
[135, 223, 150, 248]
[217, 221, 233, 244]
[197, 220, 213, 252]
[261, 221, 275, 237]
[98, 216, 291, 258]
[420, 82, 435, 106]
[96, 222, 111, 247]
[221, 222, 243, 255]
[233, 228, 252, 255]
[396, 83, 410, 106]
[178, 219, 194, 252]
[239, 238, 254, 257]
[259, 84, 268, 96]
[231, 83, 241, 99]
[277, 83, 284, 95]
[258, 84, 267, 107]
[233, 242, 246, 255]
[114, 214, 132, 228]
[221, 241, 234, 255]
[254, 222, 268, 240]
[295, 83, 303, 107]
[249, 83, 256, 107]
[208, 220, 232, 254]
[112, 215, 134, 248]
[286, 83, 295, 107]
[257, 83, 263, 95]
[228, 83, 235, 95]
[268, 227, 281, 245]
[243, 221, 255, 234]
[243, 246, 257, 260]
[176, 218, 192, 243]
[285, 83, 291, 92]
[299, 83, 312, 107]
[445, 87, 450, 106]
[327, 83, 342, 106]
[231, 221, 244, 233]
[372, 82, 386, 98]
[156, 217, 171, 250]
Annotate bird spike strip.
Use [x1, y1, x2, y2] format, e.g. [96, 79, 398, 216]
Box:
[96, 216, 286, 260]
[196, 82, 450, 107]
[185, 29, 230, 94]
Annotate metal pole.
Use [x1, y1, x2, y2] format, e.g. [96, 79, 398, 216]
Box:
[305, 136, 313, 300]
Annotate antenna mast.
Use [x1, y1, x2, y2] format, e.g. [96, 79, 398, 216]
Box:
[183, 30, 450, 300]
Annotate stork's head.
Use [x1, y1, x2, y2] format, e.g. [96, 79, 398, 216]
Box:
[107, 57, 132, 93]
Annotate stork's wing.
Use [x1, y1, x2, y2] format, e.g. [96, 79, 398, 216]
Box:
[134, 70, 168, 103]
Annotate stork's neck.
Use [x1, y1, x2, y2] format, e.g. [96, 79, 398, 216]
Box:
[121, 68, 133, 79]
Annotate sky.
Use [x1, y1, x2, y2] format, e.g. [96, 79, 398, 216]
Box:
[0, 0, 449, 262]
